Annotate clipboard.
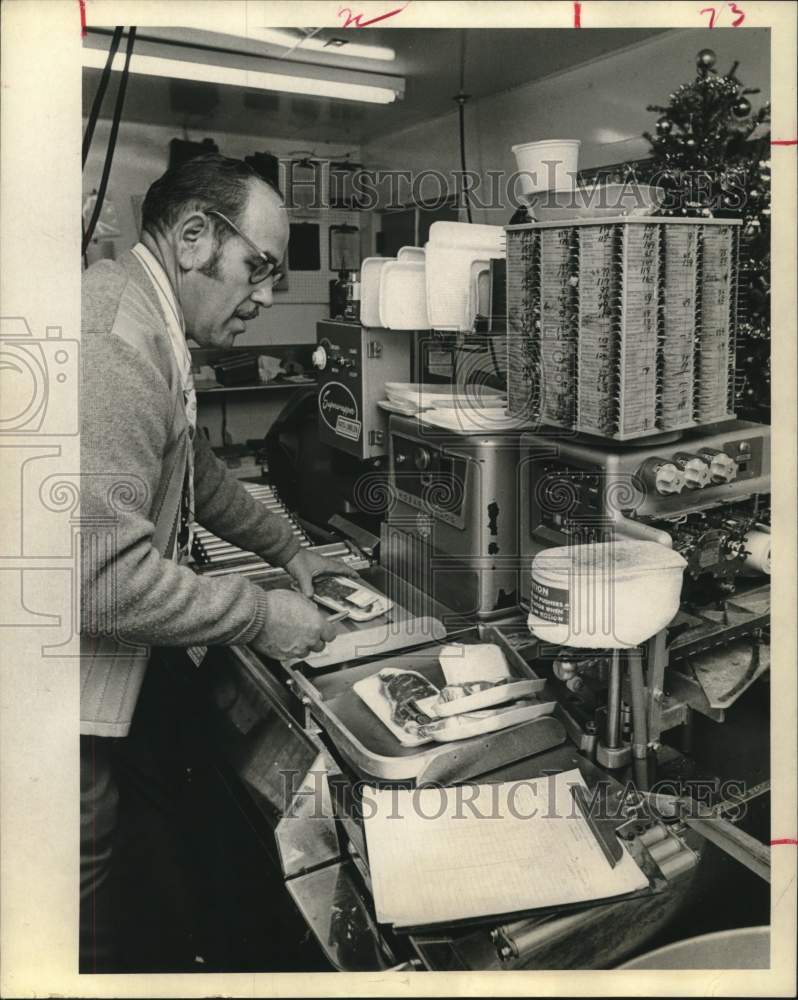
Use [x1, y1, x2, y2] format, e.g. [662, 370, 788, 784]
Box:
[360, 771, 669, 933]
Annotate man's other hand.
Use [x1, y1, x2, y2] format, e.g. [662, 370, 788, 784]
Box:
[250, 590, 338, 661]
[283, 549, 359, 598]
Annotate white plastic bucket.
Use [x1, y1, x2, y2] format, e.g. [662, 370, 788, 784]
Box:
[511, 139, 581, 196]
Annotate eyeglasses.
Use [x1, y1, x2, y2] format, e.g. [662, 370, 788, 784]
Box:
[205, 208, 284, 285]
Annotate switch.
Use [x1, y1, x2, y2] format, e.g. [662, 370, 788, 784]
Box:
[673, 452, 710, 489]
[311, 343, 328, 370]
[413, 446, 432, 472]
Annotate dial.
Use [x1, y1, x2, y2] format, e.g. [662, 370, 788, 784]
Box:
[413, 446, 432, 471]
[311, 345, 328, 370]
[637, 457, 685, 496]
[653, 462, 685, 495]
[699, 448, 738, 484]
[673, 452, 710, 489]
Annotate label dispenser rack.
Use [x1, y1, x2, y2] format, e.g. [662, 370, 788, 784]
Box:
[505, 218, 742, 442]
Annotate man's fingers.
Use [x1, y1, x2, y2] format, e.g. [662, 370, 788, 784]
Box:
[320, 621, 338, 643]
[309, 638, 326, 653]
[312, 558, 359, 580]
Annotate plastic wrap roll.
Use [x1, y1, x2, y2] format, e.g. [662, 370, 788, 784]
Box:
[742, 529, 771, 576]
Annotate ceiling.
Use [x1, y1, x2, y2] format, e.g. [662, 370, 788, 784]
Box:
[83, 27, 669, 146]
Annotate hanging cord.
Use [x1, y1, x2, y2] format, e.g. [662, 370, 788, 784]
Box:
[82, 26, 123, 167]
[82, 26, 136, 256]
[454, 30, 473, 223]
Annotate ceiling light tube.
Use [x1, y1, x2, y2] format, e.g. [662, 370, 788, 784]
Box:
[254, 28, 396, 62]
[82, 37, 405, 104]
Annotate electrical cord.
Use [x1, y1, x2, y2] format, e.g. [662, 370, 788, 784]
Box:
[488, 334, 502, 381]
[82, 26, 123, 167]
[457, 97, 473, 223]
[82, 26, 136, 256]
[454, 29, 474, 223]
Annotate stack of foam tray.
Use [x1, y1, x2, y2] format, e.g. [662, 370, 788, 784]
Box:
[191, 482, 313, 577]
[505, 217, 742, 442]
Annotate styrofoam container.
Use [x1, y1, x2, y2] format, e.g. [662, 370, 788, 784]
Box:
[428, 221, 505, 253]
[397, 246, 426, 261]
[527, 541, 687, 648]
[511, 139, 580, 196]
[425, 246, 500, 331]
[378, 260, 429, 330]
[360, 257, 391, 328]
[384, 382, 506, 410]
[467, 261, 491, 329]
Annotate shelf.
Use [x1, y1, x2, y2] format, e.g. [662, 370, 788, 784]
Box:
[196, 379, 317, 395]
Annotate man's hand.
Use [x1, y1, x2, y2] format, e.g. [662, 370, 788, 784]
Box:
[250, 589, 339, 662]
[283, 549, 359, 598]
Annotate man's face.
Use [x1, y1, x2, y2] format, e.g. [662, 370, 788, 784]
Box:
[179, 181, 289, 348]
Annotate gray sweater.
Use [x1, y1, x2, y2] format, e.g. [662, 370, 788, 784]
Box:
[80, 251, 300, 735]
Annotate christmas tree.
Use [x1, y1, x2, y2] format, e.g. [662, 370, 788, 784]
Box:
[642, 49, 771, 422]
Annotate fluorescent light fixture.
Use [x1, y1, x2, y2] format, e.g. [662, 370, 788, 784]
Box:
[82, 37, 404, 104]
[254, 28, 396, 62]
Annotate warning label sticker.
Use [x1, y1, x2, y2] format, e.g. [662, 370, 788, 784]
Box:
[530, 579, 569, 625]
[336, 415, 362, 441]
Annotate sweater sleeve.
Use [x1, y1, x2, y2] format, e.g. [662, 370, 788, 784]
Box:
[192, 430, 301, 568]
[80, 330, 272, 648]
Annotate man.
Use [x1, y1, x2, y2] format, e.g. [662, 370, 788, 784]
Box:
[80, 154, 353, 970]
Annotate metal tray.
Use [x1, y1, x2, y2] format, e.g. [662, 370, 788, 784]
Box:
[292, 627, 565, 784]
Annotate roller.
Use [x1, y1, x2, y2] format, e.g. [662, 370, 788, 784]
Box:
[741, 529, 771, 576]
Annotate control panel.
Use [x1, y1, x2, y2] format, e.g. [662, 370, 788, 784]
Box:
[525, 422, 769, 532]
[315, 321, 411, 461]
[520, 420, 771, 604]
[390, 432, 469, 526]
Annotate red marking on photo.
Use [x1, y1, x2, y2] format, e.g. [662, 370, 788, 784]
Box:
[770, 838, 798, 846]
[574, 2, 582, 28]
[771, 139, 797, 146]
[338, 1, 410, 29]
[78, 0, 87, 37]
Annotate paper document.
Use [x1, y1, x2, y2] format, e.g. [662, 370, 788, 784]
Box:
[362, 769, 649, 928]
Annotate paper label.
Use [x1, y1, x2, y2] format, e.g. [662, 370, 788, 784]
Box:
[530, 579, 569, 625]
[336, 415, 362, 441]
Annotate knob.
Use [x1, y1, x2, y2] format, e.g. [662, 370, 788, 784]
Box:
[638, 457, 685, 496]
[698, 448, 738, 484]
[395, 453, 407, 465]
[413, 447, 432, 472]
[311, 345, 328, 370]
[673, 452, 710, 489]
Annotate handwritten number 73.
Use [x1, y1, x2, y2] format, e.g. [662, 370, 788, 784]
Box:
[700, 3, 746, 28]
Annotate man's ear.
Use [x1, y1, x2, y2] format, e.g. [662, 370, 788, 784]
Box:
[175, 211, 214, 272]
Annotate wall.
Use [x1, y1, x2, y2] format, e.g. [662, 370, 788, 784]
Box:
[362, 28, 771, 226]
[83, 119, 364, 347]
[83, 120, 363, 446]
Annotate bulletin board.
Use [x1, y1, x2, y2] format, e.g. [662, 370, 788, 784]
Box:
[280, 208, 361, 304]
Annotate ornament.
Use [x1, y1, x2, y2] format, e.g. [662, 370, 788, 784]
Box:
[656, 116, 673, 135]
[686, 138, 696, 148]
[733, 96, 751, 118]
[697, 48, 717, 69]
